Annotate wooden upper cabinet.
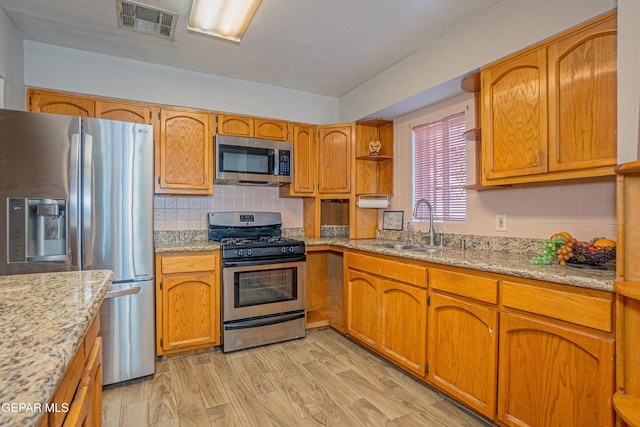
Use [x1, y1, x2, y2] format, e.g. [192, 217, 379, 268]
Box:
[27, 89, 95, 117]
[218, 114, 253, 137]
[95, 99, 153, 124]
[547, 13, 617, 172]
[317, 124, 353, 194]
[289, 123, 317, 196]
[217, 114, 288, 141]
[481, 48, 548, 181]
[481, 11, 617, 185]
[157, 108, 214, 195]
[255, 118, 288, 141]
[498, 312, 614, 427]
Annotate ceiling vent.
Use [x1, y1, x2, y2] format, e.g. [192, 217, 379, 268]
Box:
[116, 0, 178, 40]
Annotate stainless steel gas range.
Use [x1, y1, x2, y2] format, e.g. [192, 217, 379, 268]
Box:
[208, 211, 306, 352]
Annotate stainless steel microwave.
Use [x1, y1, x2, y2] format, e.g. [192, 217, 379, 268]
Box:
[215, 135, 292, 186]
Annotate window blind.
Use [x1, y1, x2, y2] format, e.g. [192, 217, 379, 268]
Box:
[412, 112, 466, 222]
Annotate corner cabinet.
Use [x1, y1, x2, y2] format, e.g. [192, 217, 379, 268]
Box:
[345, 252, 428, 377]
[288, 123, 317, 196]
[481, 11, 617, 185]
[155, 251, 220, 356]
[317, 123, 354, 194]
[156, 108, 214, 195]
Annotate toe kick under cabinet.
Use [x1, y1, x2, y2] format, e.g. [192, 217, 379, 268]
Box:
[155, 251, 221, 356]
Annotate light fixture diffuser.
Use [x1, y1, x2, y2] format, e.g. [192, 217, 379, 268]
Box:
[188, 0, 261, 43]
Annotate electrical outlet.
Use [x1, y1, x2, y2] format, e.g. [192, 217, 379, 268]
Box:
[496, 213, 507, 232]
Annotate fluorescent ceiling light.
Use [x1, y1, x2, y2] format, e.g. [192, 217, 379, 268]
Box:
[188, 0, 261, 43]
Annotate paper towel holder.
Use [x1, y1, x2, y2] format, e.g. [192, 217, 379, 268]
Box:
[357, 195, 389, 209]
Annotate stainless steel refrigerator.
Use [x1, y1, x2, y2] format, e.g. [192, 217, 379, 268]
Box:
[0, 108, 155, 385]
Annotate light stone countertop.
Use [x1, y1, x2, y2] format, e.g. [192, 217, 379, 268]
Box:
[153, 234, 615, 292]
[0, 270, 113, 427]
[305, 238, 615, 292]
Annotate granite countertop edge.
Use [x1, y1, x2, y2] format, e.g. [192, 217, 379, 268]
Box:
[154, 238, 614, 292]
[0, 270, 113, 427]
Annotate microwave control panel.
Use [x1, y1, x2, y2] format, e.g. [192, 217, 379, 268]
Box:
[279, 150, 291, 176]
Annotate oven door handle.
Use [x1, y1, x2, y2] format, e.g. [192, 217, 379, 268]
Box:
[224, 312, 305, 330]
[223, 255, 306, 268]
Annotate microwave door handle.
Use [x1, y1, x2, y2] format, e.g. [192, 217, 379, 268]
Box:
[270, 150, 276, 176]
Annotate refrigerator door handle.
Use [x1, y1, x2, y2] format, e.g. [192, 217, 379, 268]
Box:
[69, 133, 81, 268]
[82, 133, 93, 268]
[105, 286, 141, 299]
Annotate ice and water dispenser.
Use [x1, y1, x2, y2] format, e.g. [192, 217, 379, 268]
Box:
[7, 198, 68, 263]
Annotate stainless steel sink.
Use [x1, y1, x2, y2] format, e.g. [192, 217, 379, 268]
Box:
[372, 242, 441, 253]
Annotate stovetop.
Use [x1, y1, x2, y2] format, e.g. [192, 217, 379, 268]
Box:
[208, 211, 305, 261]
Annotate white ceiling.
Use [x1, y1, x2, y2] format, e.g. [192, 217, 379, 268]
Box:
[0, 0, 502, 98]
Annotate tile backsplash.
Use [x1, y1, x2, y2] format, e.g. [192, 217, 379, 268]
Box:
[153, 185, 303, 231]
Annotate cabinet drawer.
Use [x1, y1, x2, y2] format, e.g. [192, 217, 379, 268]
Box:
[501, 280, 613, 332]
[348, 252, 427, 288]
[160, 253, 218, 274]
[430, 269, 498, 304]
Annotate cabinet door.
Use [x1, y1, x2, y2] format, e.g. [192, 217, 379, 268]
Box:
[498, 312, 614, 427]
[217, 114, 253, 137]
[317, 124, 353, 193]
[547, 15, 617, 172]
[157, 109, 213, 195]
[427, 292, 498, 419]
[255, 118, 288, 141]
[27, 89, 95, 117]
[380, 279, 427, 377]
[346, 269, 379, 348]
[290, 123, 317, 196]
[482, 49, 548, 180]
[162, 273, 219, 352]
[95, 99, 152, 124]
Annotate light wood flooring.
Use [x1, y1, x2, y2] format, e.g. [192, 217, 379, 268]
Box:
[102, 329, 492, 426]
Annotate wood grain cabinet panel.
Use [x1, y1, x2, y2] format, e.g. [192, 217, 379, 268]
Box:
[95, 99, 153, 124]
[427, 292, 498, 419]
[547, 14, 617, 172]
[346, 269, 379, 348]
[288, 123, 317, 196]
[497, 312, 614, 427]
[254, 118, 288, 141]
[380, 279, 427, 377]
[481, 48, 548, 181]
[27, 89, 95, 117]
[317, 124, 353, 194]
[156, 251, 220, 356]
[217, 114, 253, 137]
[157, 108, 214, 195]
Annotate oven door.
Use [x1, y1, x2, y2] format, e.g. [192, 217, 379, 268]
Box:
[222, 259, 305, 322]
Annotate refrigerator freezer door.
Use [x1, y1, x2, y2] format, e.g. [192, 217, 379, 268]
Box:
[82, 118, 154, 281]
[100, 279, 155, 385]
[0, 109, 81, 275]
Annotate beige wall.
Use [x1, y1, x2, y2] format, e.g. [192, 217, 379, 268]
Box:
[390, 94, 617, 242]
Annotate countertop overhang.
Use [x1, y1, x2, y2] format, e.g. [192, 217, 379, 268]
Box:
[0, 270, 113, 427]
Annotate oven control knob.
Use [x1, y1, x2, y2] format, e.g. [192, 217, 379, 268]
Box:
[246, 249, 253, 256]
[288, 246, 295, 253]
[281, 247, 287, 254]
[236, 249, 244, 257]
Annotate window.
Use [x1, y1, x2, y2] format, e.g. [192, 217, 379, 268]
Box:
[412, 112, 466, 222]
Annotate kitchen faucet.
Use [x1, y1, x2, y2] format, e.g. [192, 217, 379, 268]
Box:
[412, 199, 435, 246]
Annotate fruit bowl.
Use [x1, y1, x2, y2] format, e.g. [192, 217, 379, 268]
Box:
[568, 245, 616, 267]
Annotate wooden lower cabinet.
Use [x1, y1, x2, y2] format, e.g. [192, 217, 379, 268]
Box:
[497, 312, 615, 427]
[345, 252, 428, 377]
[156, 251, 220, 356]
[427, 292, 498, 419]
[379, 279, 427, 377]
